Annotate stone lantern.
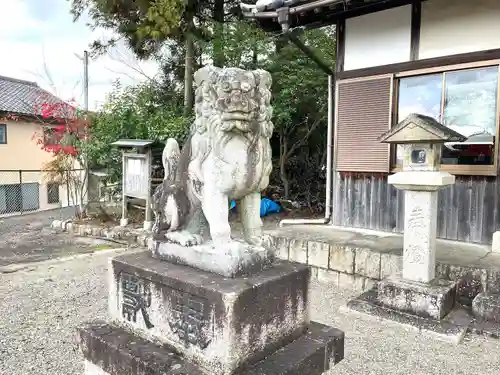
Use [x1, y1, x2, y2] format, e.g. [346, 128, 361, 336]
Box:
[376, 113, 466, 320]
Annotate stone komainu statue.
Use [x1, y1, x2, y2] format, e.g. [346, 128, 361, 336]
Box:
[152, 66, 273, 247]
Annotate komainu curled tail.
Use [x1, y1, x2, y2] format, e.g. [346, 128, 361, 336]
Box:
[151, 138, 183, 238]
[162, 138, 181, 183]
[151, 135, 204, 246]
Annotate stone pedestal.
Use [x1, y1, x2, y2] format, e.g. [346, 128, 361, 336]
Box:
[377, 277, 456, 320]
[143, 220, 153, 231]
[79, 251, 344, 375]
[388, 171, 454, 285]
[469, 293, 500, 338]
[375, 171, 458, 320]
[347, 172, 463, 340]
[472, 293, 500, 323]
[108, 251, 309, 374]
[492, 231, 500, 253]
[149, 239, 274, 278]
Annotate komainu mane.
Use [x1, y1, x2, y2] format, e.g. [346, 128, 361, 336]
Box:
[152, 66, 273, 247]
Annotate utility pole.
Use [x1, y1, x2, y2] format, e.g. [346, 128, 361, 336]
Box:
[75, 50, 90, 110]
[83, 50, 89, 111]
[82, 50, 89, 215]
[74, 50, 90, 214]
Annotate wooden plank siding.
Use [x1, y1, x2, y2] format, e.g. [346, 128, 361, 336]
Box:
[333, 172, 498, 244]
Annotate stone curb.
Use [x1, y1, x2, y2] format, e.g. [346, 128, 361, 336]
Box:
[51, 219, 151, 248]
[264, 232, 500, 301]
[0, 247, 131, 274]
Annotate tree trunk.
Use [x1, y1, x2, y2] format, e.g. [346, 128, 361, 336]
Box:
[78, 168, 89, 218]
[275, 34, 287, 54]
[279, 133, 290, 199]
[251, 38, 258, 69]
[212, 0, 225, 67]
[184, 18, 195, 116]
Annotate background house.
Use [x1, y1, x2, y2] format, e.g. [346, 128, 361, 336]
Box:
[249, 0, 500, 245]
[331, 0, 500, 245]
[0, 75, 75, 215]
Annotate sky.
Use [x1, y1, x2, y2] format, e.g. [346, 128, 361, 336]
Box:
[0, 0, 160, 110]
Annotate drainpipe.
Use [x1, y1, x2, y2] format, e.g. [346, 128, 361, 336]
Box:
[279, 74, 334, 227]
[274, 6, 335, 227]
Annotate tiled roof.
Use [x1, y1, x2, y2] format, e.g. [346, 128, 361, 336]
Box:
[0, 75, 64, 117]
[242, 0, 396, 32]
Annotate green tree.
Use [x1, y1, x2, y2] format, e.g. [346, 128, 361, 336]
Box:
[87, 80, 190, 182]
[213, 23, 335, 203]
[72, 0, 337, 209]
[218, 21, 271, 69]
[264, 27, 336, 201]
[69, 0, 242, 115]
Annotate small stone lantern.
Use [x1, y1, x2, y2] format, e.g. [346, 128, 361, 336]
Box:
[379, 113, 466, 282]
[375, 114, 466, 321]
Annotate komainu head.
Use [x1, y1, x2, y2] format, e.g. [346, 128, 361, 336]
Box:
[193, 66, 273, 138]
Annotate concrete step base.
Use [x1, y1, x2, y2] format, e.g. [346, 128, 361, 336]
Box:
[345, 289, 471, 344]
[79, 321, 345, 375]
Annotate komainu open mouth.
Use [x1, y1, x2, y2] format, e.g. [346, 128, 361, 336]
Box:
[221, 112, 252, 122]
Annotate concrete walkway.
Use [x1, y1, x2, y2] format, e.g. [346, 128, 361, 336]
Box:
[269, 224, 498, 269]
[0, 207, 119, 267]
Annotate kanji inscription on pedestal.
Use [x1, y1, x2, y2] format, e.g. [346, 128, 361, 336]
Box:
[121, 273, 155, 329]
[168, 289, 212, 349]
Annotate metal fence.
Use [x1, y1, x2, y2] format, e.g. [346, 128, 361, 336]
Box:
[0, 169, 85, 217]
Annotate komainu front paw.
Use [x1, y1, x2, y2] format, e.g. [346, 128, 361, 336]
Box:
[246, 237, 263, 247]
[165, 231, 204, 247]
[243, 228, 264, 247]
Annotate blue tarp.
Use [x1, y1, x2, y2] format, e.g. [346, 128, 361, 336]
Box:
[229, 198, 281, 217]
[260, 197, 281, 216]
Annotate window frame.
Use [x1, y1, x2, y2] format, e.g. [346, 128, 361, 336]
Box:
[0, 124, 6, 144]
[391, 59, 500, 176]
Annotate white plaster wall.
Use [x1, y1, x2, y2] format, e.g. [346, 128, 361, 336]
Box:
[344, 5, 412, 70]
[420, 0, 500, 59]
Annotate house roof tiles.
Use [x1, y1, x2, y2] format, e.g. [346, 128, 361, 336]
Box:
[0, 75, 64, 117]
[241, 0, 405, 32]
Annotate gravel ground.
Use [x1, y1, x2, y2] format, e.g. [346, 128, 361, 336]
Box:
[1, 248, 500, 375]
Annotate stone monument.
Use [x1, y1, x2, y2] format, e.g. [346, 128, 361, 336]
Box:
[347, 114, 470, 341]
[78, 66, 344, 375]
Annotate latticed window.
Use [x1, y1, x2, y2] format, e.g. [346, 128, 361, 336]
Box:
[47, 183, 60, 204]
[0, 124, 6, 144]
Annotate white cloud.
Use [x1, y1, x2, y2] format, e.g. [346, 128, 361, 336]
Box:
[0, 0, 160, 110]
